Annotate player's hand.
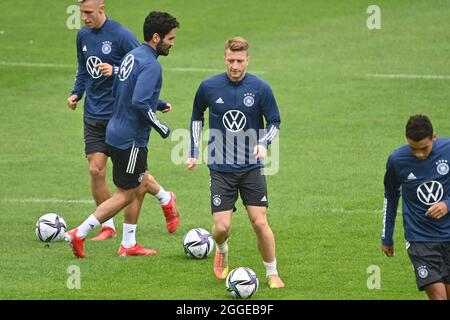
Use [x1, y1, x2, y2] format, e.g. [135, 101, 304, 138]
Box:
[96, 63, 113, 77]
[161, 102, 172, 113]
[67, 94, 79, 110]
[381, 244, 395, 257]
[187, 158, 197, 171]
[426, 201, 448, 220]
[254, 144, 267, 160]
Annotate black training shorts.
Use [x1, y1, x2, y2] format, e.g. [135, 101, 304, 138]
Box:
[84, 117, 109, 156]
[406, 241, 450, 291]
[109, 144, 148, 190]
[209, 168, 268, 213]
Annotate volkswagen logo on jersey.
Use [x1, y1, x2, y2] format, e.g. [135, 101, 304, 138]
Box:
[243, 93, 255, 107]
[118, 54, 134, 82]
[417, 181, 444, 206]
[86, 56, 102, 79]
[102, 41, 112, 54]
[436, 160, 449, 175]
[222, 110, 247, 132]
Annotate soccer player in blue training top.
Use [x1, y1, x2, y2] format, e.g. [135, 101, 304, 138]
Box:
[67, 0, 179, 240]
[187, 37, 285, 288]
[66, 11, 179, 258]
[382, 114, 450, 300]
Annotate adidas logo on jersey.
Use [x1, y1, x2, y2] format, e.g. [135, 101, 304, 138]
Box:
[82, 45, 87, 52]
[261, 196, 267, 202]
[407, 172, 417, 180]
[215, 97, 224, 104]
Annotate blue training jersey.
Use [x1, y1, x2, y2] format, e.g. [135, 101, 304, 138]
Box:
[106, 44, 170, 150]
[190, 73, 281, 172]
[71, 17, 140, 120]
[382, 137, 450, 245]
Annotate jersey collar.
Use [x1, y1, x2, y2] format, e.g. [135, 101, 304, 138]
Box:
[227, 72, 247, 86]
[142, 43, 159, 58]
[92, 16, 109, 33]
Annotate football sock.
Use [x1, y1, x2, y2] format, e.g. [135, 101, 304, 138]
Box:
[121, 223, 137, 248]
[156, 187, 171, 206]
[263, 259, 278, 276]
[102, 218, 115, 230]
[77, 214, 101, 238]
[216, 240, 228, 253]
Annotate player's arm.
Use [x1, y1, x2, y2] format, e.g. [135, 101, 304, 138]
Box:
[132, 64, 170, 138]
[188, 83, 208, 171]
[68, 32, 87, 110]
[381, 155, 401, 257]
[256, 84, 281, 160]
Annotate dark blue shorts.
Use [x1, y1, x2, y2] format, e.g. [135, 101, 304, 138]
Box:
[406, 241, 450, 291]
[209, 168, 268, 213]
[109, 144, 148, 190]
[83, 117, 109, 156]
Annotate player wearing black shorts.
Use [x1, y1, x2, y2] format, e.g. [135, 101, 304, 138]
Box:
[66, 11, 179, 258]
[109, 145, 148, 190]
[187, 37, 285, 289]
[383, 115, 450, 299]
[84, 118, 110, 155]
[406, 242, 450, 292]
[67, 1, 179, 241]
[209, 168, 268, 213]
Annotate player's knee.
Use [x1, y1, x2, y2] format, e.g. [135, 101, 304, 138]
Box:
[251, 218, 269, 234]
[89, 162, 106, 180]
[214, 222, 230, 236]
[116, 188, 136, 206]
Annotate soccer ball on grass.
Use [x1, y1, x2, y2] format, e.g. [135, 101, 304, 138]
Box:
[226, 267, 259, 299]
[182, 228, 214, 259]
[35, 213, 67, 242]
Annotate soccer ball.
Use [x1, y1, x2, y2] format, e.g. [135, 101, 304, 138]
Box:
[35, 213, 67, 242]
[226, 267, 259, 299]
[182, 228, 214, 259]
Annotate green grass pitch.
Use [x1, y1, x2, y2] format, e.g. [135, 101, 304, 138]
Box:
[1, 0, 449, 299]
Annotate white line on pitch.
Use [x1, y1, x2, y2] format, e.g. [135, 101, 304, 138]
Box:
[1, 198, 94, 204]
[0, 61, 266, 73]
[366, 73, 450, 80]
[0, 61, 74, 68]
[330, 208, 381, 214]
